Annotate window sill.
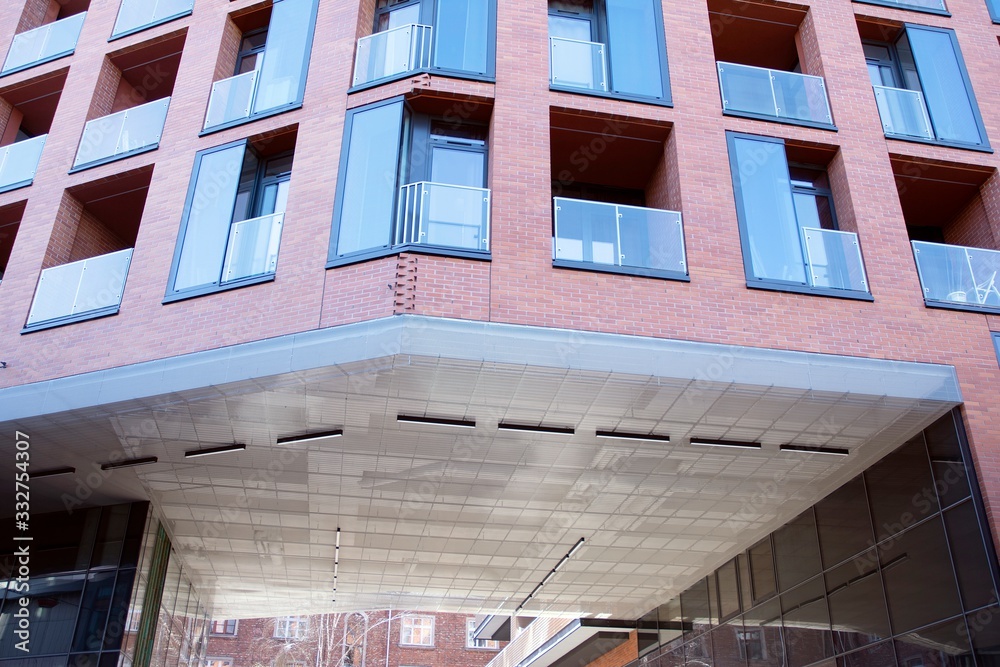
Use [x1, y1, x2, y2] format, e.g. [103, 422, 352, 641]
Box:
[68, 143, 160, 174]
[162, 273, 275, 304]
[108, 10, 193, 41]
[722, 109, 836, 132]
[553, 259, 689, 282]
[549, 85, 672, 108]
[923, 299, 1000, 315]
[0, 179, 33, 195]
[327, 245, 491, 269]
[348, 68, 495, 95]
[0, 50, 75, 78]
[397, 644, 436, 649]
[21, 305, 120, 334]
[199, 102, 303, 138]
[884, 132, 993, 154]
[746, 280, 875, 302]
[851, 0, 950, 16]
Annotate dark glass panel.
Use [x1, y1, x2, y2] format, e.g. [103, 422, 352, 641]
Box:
[102, 569, 136, 650]
[657, 598, 684, 646]
[68, 654, 99, 667]
[433, 0, 489, 75]
[684, 632, 714, 664]
[816, 476, 875, 569]
[743, 598, 784, 666]
[749, 537, 777, 602]
[711, 619, 748, 667]
[708, 571, 720, 626]
[738, 553, 753, 611]
[837, 640, 896, 666]
[658, 642, 685, 667]
[72, 571, 118, 652]
[968, 606, 1000, 665]
[119, 503, 148, 569]
[0, 572, 86, 657]
[944, 500, 999, 611]
[879, 517, 962, 634]
[895, 617, 973, 667]
[925, 413, 971, 509]
[91, 505, 130, 569]
[605, 0, 664, 98]
[781, 576, 833, 667]
[718, 558, 741, 620]
[99, 652, 121, 667]
[826, 549, 890, 653]
[774, 510, 822, 592]
[638, 608, 659, 656]
[866, 436, 938, 542]
[681, 578, 713, 637]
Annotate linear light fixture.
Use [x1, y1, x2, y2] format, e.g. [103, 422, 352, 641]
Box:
[32, 466, 76, 478]
[498, 422, 575, 435]
[689, 438, 761, 451]
[332, 527, 341, 602]
[184, 443, 246, 459]
[515, 537, 585, 612]
[397, 414, 476, 428]
[100, 456, 158, 470]
[596, 430, 671, 443]
[780, 444, 849, 457]
[276, 429, 344, 446]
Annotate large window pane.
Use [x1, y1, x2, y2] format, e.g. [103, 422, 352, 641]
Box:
[825, 550, 890, 654]
[781, 577, 833, 667]
[815, 476, 875, 569]
[944, 500, 999, 611]
[905, 26, 984, 146]
[925, 412, 971, 509]
[968, 606, 1000, 665]
[433, 0, 489, 74]
[865, 435, 938, 542]
[658, 598, 684, 646]
[895, 617, 973, 666]
[838, 640, 896, 666]
[749, 537, 777, 602]
[718, 558, 741, 620]
[730, 136, 805, 284]
[253, 0, 316, 114]
[605, 0, 664, 99]
[174, 145, 245, 291]
[773, 510, 822, 592]
[0, 573, 86, 657]
[335, 102, 404, 256]
[742, 598, 784, 667]
[72, 571, 119, 652]
[681, 578, 713, 637]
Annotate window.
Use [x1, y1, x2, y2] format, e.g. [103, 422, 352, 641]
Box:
[211, 620, 238, 635]
[353, 0, 496, 87]
[206, 658, 234, 667]
[547, 0, 670, 104]
[726, 132, 871, 299]
[166, 134, 295, 301]
[203, 0, 319, 132]
[274, 616, 309, 639]
[400, 616, 434, 646]
[863, 24, 988, 150]
[853, 0, 948, 15]
[466, 619, 499, 649]
[738, 630, 765, 660]
[111, 0, 194, 39]
[329, 97, 491, 266]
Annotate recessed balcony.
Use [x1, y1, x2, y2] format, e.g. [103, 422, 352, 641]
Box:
[1, 13, 86, 76]
[0, 135, 46, 193]
[396, 182, 490, 253]
[718, 61, 833, 128]
[26, 248, 133, 328]
[111, 0, 194, 39]
[73, 98, 170, 171]
[912, 242, 1000, 310]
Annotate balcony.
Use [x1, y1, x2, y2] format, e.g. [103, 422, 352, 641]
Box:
[553, 198, 687, 278]
[801, 227, 869, 292]
[0, 135, 46, 193]
[204, 71, 259, 131]
[912, 241, 1000, 311]
[1, 13, 86, 76]
[860, 0, 947, 11]
[73, 98, 170, 170]
[396, 182, 490, 252]
[872, 85, 933, 140]
[112, 0, 194, 38]
[549, 37, 607, 92]
[26, 248, 133, 328]
[717, 62, 833, 128]
[221, 213, 284, 284]
[353, 24, 432, 87]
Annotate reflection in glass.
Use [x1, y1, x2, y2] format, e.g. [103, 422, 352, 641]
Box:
[781, 576, 833, 667]
[816, 476, 875, 569]
[825, 550, 890, 653]
[895, 618, 973, 667]
[837, 640, 896, 666]
[944, 501, 1000, 612]
[0, 573, 86, 657]
[743, 598, 784, 666]
[605, 0, 663, 98]
[433, 0, 489, 74]
[718, 558, 741, 620]
[866, 436, 938, 542]
[749, 537, 777, 602]
[774, 510, 823, 592]
[682, 578, 713, 638]
[926, 413, 971, 509]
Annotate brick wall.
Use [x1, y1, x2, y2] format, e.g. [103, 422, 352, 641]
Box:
[582, 632, 638, 667]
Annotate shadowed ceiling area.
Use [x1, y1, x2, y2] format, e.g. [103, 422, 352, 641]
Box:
[708, 0, 806, 71]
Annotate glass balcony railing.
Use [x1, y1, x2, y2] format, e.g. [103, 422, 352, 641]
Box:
[112, 0, 194, 38]
[0, 134, 46, 192]
[396, 182, 490, 252]
[353, 24, 432, 87]
[868, 0, 947, 10]
[221, 213, 284, 283]
[2, 13, 86, 75]
[549, 36, 607, 92]
[717, 62, 833, 127]
[873, 85, 933, 140]
[553, 198, 687, 275]
[801, 227, 869, 292]
[204, 70, 259, 131]
[73, 98, 170, 169]
[912, 241, 1000, 308]
[26, 248, 133, 327]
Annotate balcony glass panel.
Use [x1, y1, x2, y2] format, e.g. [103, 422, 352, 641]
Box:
[396, 182, 490, 251]
[549, 36, 607, 92]
[912, 241, 1000, 308]
[0, 135, 46, 191]
[26, 248, 133, 326]
[112, 0, 194, 37]
[204, 71, 257, 130]
[801, 227, 869, 292]
[74, 98, 170, 169]
[353, 24, 433, 86]
[2, 12, 86, 74]
[718, 62, 832, 126]
[872, 85, 933, 139]
[554, 197, 686, 274]
[221, 213, 284, 283]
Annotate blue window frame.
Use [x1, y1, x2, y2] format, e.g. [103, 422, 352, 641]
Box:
[993, 333, 1000, 368]
[851, 0, 949, 16]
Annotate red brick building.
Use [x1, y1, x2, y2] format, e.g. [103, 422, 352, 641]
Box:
[1, 0, 1000, 665]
